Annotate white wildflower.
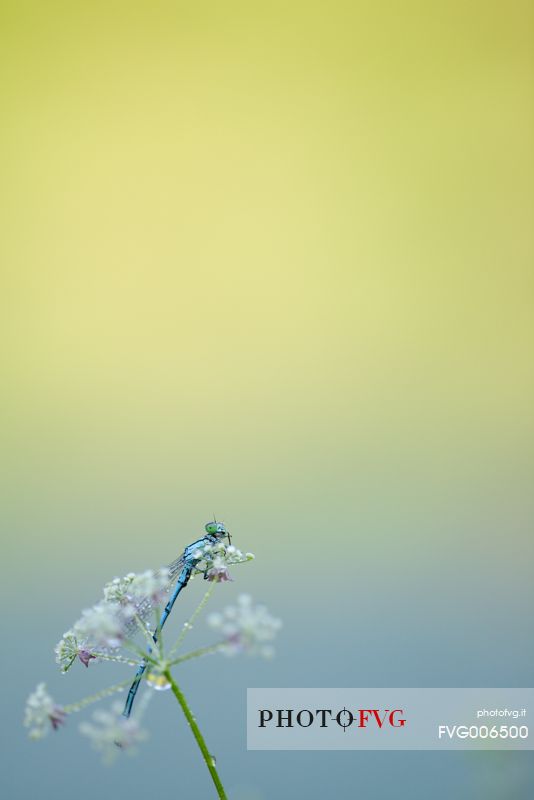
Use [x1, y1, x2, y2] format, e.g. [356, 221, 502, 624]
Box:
[206, 555, 233, 583]
[54, 631, 79, 672]
[73, 602, 125, 649]
[102, 568, 170, 633]
[79, 702, 148, 764]
[55, 569, 174, 672]
[127, 568, 170, 606]
[207, 594, 282, 657]
[195, 543, 253, 583]
[102, 573, 136, 604]
[24, 684, 66, 739]
[103, 570, 170, 607]
[55, 630, 97, 671]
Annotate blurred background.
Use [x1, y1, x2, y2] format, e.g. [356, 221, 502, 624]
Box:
[1, 1, 533, 797]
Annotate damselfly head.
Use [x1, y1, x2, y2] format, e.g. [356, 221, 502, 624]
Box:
[205, 521, 227, 536]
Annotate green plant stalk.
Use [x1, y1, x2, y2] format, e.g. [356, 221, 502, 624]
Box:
[164, 669, 227, 800]
[169, 642, 224, 667]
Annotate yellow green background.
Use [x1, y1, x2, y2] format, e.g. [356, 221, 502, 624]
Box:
[1, 2, 533, 798]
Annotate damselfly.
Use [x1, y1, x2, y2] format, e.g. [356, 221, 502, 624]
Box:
[122, 520, 231, 718]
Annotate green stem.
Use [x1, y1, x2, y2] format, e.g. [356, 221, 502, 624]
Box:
[168, 641, 224, 667]
[133, 611, 159, 651]
[63, 677, 133, 714]
[167, 585, 214, 658]
[163, 669, 227, 800]
[89, 651, 139, 666]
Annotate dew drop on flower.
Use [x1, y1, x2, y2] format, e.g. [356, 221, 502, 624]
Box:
[146, 672, 171, 691]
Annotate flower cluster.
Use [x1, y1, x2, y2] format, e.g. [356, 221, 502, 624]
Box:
[207, 594, 282, 658]
[55, 568, 171, 672]
[192, 543, 254, 583]
[25, 528, 280, 773]
[102, 569, 170, 608]
[23, 684, 66, 740]
[79, 702, 148, 764]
